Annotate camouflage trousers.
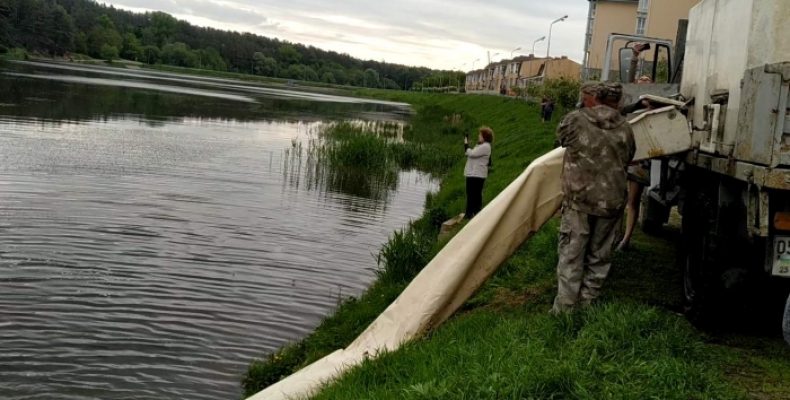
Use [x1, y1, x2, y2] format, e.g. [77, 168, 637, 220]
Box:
[552, 208, 620, 313]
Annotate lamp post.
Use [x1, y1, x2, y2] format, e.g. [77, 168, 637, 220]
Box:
[510, 47, 521, 58]
[532, 36, 546, 56]
[546, 15, 568, 59]
[491, 52, 501, 63]
[471, 58, 480, 69]
[457, 63, 467, 91]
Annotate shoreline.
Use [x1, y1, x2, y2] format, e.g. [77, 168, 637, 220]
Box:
[243, 90, 790, 399]
[0, 52, 386, 96]
[241, 91, 560, 397]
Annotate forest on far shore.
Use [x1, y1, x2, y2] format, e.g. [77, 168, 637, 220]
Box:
[0, 0, 464, 89]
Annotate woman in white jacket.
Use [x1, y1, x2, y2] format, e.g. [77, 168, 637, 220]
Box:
[464, 126, 494, 219]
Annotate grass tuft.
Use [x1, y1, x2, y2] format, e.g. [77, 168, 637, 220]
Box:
[376, 228, 434, 285]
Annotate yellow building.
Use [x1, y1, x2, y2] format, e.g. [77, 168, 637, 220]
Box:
[518, 57, 581, 83]
[582, 0, 701, 79]
[465, 56, 581, 95]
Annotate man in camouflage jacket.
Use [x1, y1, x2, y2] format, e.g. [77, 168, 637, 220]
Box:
[551, 82, 636, 313]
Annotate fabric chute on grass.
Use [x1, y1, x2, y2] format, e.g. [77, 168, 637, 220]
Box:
[250, 104, 690, 399]
[249, 148, 565, 400]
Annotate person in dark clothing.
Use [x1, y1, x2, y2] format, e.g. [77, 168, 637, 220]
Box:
[464, 127, 494, 219]
[541, 98, 555, 123]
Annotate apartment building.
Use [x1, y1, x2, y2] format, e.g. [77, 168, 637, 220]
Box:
[582, 0, 701, 79]
[465, 56, 581, 95]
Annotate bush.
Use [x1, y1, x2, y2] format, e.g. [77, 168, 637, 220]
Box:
[511, 86, 528, 99]
[99, 44, 119, 61]
[140, 45, 160, 64]
[527, 78, 582, 109]
[160, 42, 199, 68]
[5, 47, 29, 60]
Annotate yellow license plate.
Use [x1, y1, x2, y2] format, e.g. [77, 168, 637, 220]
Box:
[773, 236, 790, 277]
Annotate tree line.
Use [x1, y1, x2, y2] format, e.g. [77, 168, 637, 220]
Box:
[0, 0, 457, 89]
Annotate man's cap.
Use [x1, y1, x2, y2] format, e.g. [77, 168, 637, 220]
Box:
[581, 82, 623, 103]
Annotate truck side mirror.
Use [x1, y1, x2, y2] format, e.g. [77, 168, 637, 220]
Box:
[619, 48, 634, 83]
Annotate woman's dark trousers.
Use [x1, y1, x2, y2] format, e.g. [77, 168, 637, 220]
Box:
[465, 177, 485, 219]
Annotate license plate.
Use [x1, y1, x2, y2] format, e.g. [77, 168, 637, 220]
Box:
[773, 236, 790, 277]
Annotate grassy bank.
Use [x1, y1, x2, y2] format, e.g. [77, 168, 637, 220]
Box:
[242, 93, 555, 396]
[243, 92, 790, 399]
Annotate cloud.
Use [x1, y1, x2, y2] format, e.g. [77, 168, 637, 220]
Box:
[102, 0, 589, 70]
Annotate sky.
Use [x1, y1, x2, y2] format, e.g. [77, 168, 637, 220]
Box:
[100, 0, 590, 71]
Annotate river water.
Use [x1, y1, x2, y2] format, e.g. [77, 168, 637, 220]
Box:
[0, 61, 435, 399]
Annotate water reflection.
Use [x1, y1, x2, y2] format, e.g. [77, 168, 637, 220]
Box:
[0, 60, 411, 124]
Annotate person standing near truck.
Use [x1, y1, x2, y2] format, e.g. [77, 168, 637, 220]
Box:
[551, 82, 636, 313]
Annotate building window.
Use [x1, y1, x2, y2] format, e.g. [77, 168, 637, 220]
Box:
[637, 0, 649, 12]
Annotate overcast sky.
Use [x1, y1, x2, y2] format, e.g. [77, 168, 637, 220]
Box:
[100, 0, 589, 70]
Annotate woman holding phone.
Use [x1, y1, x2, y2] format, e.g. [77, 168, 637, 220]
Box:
[463, 126, 494, 219]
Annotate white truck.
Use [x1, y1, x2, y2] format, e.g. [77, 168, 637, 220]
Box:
[601, 0, 790, 340]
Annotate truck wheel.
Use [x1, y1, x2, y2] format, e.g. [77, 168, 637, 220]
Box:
[784, 293, 790, 345]
[641, 194, 670, 235]
[681, 185, 721, 323]
[683, 231, 718, 322]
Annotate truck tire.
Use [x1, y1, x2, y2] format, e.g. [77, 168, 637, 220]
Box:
[784, 293, 790, 345]
[683, 234, 719, 322]
[641, 193, 670, 235]
[682, 174, 757, 326]
[681, 182, 722, 323]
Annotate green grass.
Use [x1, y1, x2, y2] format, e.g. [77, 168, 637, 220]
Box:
[310, 220, 790, 400]
[314, 304, 734, 400]
[312, 224, 727, 400]
[243, 91, 790, 399]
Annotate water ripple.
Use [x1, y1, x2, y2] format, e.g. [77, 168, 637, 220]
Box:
[0, 111, 435, 399]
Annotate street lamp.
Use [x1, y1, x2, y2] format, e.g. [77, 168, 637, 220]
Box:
[546, 15, 568, 59]
[455, 63, 467, 91]
[471, 58, 480, 69]
[510, 47, 522, 58]
[532, 36, 546, 56]
[491, 52, 501, 64]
